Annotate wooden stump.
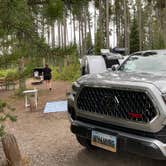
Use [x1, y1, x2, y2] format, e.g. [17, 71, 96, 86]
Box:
[2, 134, 22, 166]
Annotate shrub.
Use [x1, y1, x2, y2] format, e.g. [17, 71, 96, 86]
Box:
[5, 71, 19, 82]
[52, 63, 80, 82]
[0, 69, 18, 80]
[52, 66, 61, 80]
[23, 63, 36, 78]
[0, 100, 17, 137]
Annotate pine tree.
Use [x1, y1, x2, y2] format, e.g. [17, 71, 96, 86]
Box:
[130, 16, 139, 53]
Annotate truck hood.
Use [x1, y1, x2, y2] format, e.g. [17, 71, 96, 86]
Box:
[77, 71, 166, 93]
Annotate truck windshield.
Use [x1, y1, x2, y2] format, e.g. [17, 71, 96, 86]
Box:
[119, 52, 166, 74]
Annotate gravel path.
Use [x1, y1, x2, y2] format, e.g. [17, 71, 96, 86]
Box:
[0, 80, 165, 166]
[1, 112, 165, 166]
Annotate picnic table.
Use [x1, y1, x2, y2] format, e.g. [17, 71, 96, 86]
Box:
[0, 78, 16, 90]
[23, 89, 38, 109]
[0, 78, 5, 90]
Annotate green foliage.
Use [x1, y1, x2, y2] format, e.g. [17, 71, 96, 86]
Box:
[0, 0, 51, 67]
[94, 30, 102, 54]
[85, 32, 92, 50]
[14, 88, 25, 97]
[0, 69, 9, 78]
[52, 63, 80, 82]
[130, 17, 140, 53]
[152, 21, 165, 49]
[155, 33, 165, 49]
[22, 62, 38, 78]
[43, 0, 64, 23]
[0, 100, 17, 137]
[5, 71, 19, 82]
[0, 69, 18, 79]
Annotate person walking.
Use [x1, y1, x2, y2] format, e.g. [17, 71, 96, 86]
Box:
[43, 64, 52, 90]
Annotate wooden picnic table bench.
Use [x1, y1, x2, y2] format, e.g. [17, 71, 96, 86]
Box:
[0, 78, 16, 90]
[0, 78, 5, 90]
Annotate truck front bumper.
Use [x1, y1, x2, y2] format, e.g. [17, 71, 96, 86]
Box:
[70, 117, 166, 160]
[68, 93, 166, 160]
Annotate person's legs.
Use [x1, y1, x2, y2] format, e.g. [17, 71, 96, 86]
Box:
[48, 80, 52, 90]
[45, 80, 48, 89]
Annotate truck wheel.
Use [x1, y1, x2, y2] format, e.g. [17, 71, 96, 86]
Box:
[76, 135, 95, 150]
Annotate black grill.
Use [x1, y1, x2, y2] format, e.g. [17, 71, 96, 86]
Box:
[77, 87, 157, 123]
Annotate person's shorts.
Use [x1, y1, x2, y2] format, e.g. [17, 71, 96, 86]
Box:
[44, 76, 51, 80]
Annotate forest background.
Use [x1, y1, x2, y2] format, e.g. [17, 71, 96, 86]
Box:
[0, 0, 166, 85]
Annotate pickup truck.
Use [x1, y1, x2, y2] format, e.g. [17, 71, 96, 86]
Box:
[68, 49, 166, 160]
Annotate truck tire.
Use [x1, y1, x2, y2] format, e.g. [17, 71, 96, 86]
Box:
[76, 135, 95, 150]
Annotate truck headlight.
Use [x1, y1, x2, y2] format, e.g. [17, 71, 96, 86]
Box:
[72, 82, 80, 93]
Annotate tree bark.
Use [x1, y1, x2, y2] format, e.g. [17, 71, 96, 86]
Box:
[87, 10, 92, 47]
[63, 17, 67, 49]
[2, 134, 22, 166]
[18, 57, 26, 90]
[78, 20, 82, 56]
[124, 0, 129, 55]
[99, 0, 103, 49]
[58, 21, 61, 47]
[94, 7, 97, 45]
[147, 1, 153, 49]
[51, 22, 55, 48]
[81, 16, 84, 55]
[47, 24, 50, 45]
[137, 0, 143, 51]
[41, 17, 45, 38]
[106, 0, 110, 48]
[61, 23, 64, 49]
[115, 1, 121, 47]
[84, 8, 87, 53]
[73, 15, 76, 44]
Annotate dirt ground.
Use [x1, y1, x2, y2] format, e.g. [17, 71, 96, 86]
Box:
[0, 79, 165, 166]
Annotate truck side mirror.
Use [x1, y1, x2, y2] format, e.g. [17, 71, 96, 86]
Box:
[111, 64, 119, 71]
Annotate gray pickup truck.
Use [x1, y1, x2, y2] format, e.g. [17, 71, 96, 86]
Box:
[68, 49, 166, 160]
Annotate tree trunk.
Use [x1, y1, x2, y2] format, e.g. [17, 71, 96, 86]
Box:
[115, 1, 121, 47]
[148, 1, 153, 49]
[61, 23, 64, 49]
[137, 0, 143, 51]
[124, 0, 129, 55]
[63, 17, 67, 49]
[84, 9, 87, 53]
[79, 20, 82, 56]
[41, 17, 45, 38]
[87, 10, 92, 47]
[94, 7, 97, 45]
[58, 21, 61, 47]
[99, 0, 103, 49]
[116, 16, 120, 47]
[51, 22, 55, 48]
[73, 15, 76, 44]
[47, 24, 50, 45]
[81, 16, 84, 55]
[18, 57, 25, 90]
[106, 0, 110, 48]
[2, 134, 22, 166]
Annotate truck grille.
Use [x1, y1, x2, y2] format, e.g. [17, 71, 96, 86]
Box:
[76, 87, 157, 123]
